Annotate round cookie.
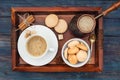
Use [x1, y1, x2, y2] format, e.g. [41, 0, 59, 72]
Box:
[45, 14, 58, 28]
[68, 55, 78, 64]
[67, 47, 79, 55]
[76, 50, 88, 62]
[76, 43, 88, 51]
[54, 19, 68, 33]
[64, 48, 68, 59]
[68, 40, 79, 48]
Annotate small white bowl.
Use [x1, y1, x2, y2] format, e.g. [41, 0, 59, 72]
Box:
[61, 38, 91, 68]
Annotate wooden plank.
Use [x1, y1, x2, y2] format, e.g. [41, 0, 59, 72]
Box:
[0, 0, 120, 18]
[0, 34, 10, 47]
[104, 18, 120, 36]
[103, 37, 120, 72]
[0, 17, 11, 34]
[0, 34, 10, 55]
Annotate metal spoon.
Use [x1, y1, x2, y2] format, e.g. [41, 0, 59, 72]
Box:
[89, 34, 96, 53]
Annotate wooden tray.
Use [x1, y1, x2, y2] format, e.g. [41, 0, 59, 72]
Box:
[11, 7, 103, 72]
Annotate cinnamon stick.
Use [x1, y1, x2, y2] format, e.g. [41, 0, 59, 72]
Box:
[16, 15, 35, 31]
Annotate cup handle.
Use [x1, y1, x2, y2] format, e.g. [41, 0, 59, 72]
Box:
[48, 48, 55, 52]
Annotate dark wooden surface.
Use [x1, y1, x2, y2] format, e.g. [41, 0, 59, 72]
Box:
[0, 0, 120, 79]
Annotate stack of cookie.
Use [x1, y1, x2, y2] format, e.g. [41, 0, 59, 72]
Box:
[64, 40, 88, 65]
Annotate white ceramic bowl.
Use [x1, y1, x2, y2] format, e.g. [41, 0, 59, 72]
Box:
[61, 38, 91, 68]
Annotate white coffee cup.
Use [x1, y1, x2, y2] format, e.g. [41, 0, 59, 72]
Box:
[25, 34, 49, 59]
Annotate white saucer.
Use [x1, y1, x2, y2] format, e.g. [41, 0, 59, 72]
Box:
[17, 25, 58, 66]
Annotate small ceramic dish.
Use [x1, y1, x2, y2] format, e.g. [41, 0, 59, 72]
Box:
[61, 38, 91, 67]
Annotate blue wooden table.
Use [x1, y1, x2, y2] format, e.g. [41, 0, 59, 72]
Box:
[0, 0, 120, 80]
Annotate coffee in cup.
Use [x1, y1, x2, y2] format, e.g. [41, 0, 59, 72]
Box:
[26, 35, 47, 57]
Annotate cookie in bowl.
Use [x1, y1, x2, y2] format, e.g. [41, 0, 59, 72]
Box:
[61, 38, 91, 67]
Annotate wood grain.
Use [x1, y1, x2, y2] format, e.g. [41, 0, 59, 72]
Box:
[0, 0, 120, 79]
[0, 0, 120, 18]
[102, 1, 120, 16]
[11, 7, 103, 72]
